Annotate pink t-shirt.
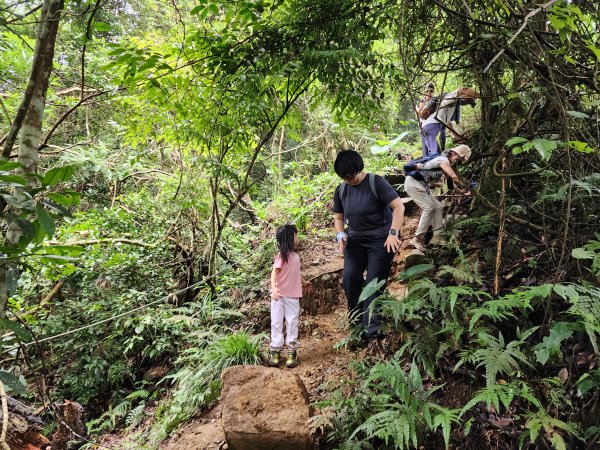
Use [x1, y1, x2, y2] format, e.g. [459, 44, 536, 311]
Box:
[273, 252, 302, 298]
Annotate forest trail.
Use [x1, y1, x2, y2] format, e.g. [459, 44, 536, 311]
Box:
[160, 216, 419, 450]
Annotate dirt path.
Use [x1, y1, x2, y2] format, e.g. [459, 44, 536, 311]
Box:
[161, 219, 419, 450]
[161, 304, 357, 450]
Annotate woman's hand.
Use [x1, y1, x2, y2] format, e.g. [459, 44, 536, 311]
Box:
[336, 231, 348, 255]
[384, 234, 401, 253]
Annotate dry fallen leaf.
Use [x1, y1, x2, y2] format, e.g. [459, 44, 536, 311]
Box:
[558, 367, 568, 384]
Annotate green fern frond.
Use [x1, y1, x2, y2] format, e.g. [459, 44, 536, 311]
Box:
[468, 287, 546, 330]
[126, 403, 146, 428]
[438, 265, 484, 285]
[441, 285, 487, 315]
[398, 326, 440, 378]
[461, 381, 542, 418]
[566, 285, 600, 352]
[431, 405, 460, 449]
[521, 411, 584, 450]
[465, 333, 531, 386]
[350, 408, 417, 449]
[126, 389, 150, 400]
[454, 213, 496, 237]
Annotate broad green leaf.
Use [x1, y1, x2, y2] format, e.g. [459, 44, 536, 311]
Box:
[532, 139, 558, 161]
[0, 318, 33, 342]
[42, 165, 75, 186]
[0, 160, 22, 171]
[41, 245, 85, 256]
[39, 255, 80, 264]
[0, 370, 26, 395]
[399, 263, 434, 280]
[0, 174, 27, 186]
[36, 205, 55, 237]
[553, 284, 579, 302]
[567, 110, 589, 119]
[533, 322, 573, 364]
[46, 191, 81, 206]
[587, 44, 600, 61]
[93, 21, 111, 31]
[572, 247, 594, 259]
[506, 136, 528, 147]
[534, 347, 550, 365]
[567, 141, 595, 153]
[358, 278, 386, 303]
[370, 132, 410, 154]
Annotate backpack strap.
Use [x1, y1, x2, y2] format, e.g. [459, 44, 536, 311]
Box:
[339, 181, 346, 201]
[368, 173, 380, 201]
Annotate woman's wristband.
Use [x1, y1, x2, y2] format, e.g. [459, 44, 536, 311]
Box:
[336, 231, 348, 244]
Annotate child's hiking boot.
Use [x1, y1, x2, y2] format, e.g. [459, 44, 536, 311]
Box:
[286, 350, 298, 368]
[269, 350, 281, 367]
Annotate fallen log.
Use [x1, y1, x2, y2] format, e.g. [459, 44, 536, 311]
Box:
[2, 397, 49, 450]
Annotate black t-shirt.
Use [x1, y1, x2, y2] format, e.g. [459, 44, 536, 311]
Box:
[332, 174, 399, 239]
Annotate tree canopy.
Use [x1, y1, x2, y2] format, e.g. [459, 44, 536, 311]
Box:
[0, 0, 599, 448]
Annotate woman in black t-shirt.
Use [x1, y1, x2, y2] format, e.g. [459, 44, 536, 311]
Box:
[332, 150, 405, 342]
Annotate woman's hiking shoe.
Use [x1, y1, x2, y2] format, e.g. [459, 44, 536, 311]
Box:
[408, 236, 426, 251]
[286, 350, 298, 368]
[429, 235, 447, 246]
[269, 350, 281, 367]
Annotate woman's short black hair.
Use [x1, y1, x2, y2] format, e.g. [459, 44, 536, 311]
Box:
[334, 149, 364, 179]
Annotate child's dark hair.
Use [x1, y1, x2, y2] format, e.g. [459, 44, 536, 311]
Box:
[334, 149, 364, 180]
[276, 224, 297, 263]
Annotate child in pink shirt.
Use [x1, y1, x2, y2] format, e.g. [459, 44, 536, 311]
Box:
[269, 224, 310, 368]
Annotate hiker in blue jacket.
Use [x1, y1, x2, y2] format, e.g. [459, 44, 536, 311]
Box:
[332, 149, 405, 342]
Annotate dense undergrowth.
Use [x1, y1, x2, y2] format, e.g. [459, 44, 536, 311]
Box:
[1, 0, 599, 449]
[313, 256, 599, 449]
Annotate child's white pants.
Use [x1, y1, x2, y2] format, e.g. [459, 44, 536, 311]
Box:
[270, 297, 300, 351]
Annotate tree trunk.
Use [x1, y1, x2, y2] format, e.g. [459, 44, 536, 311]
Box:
[17, 0, 65, 178]
[1, 0, 65, 316]
[1, 0, 65, 160]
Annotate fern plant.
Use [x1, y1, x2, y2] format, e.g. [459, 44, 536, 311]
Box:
[467, 290, 540, 331]
[572, 233, 600, 278]
[566, 284, 600, 353]
[460, 380, 542, 418]
[154, 331, 265, 439]
[87, 387, 151, 433]
[518, 411, 584, 450]
[457, 331, 532, 387]
[454, 213, 496, 237]
[316, 357, 459, 449]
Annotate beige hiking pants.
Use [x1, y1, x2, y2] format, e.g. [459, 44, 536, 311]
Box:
[405, 176, 444, 237]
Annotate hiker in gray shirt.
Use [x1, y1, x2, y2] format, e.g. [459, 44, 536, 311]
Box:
[420, 87, 478, 157]
[404, 145, 472, 251]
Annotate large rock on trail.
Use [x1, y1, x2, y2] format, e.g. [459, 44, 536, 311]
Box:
[220, 365, 312, 450]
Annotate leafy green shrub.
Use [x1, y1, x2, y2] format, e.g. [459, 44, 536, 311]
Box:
[152, 331, 265, 440]
[518, 411, 583, 450]
[572, 233, 600, 278]
[314, 357, 459, 449]
[457, 331, 532, 387]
